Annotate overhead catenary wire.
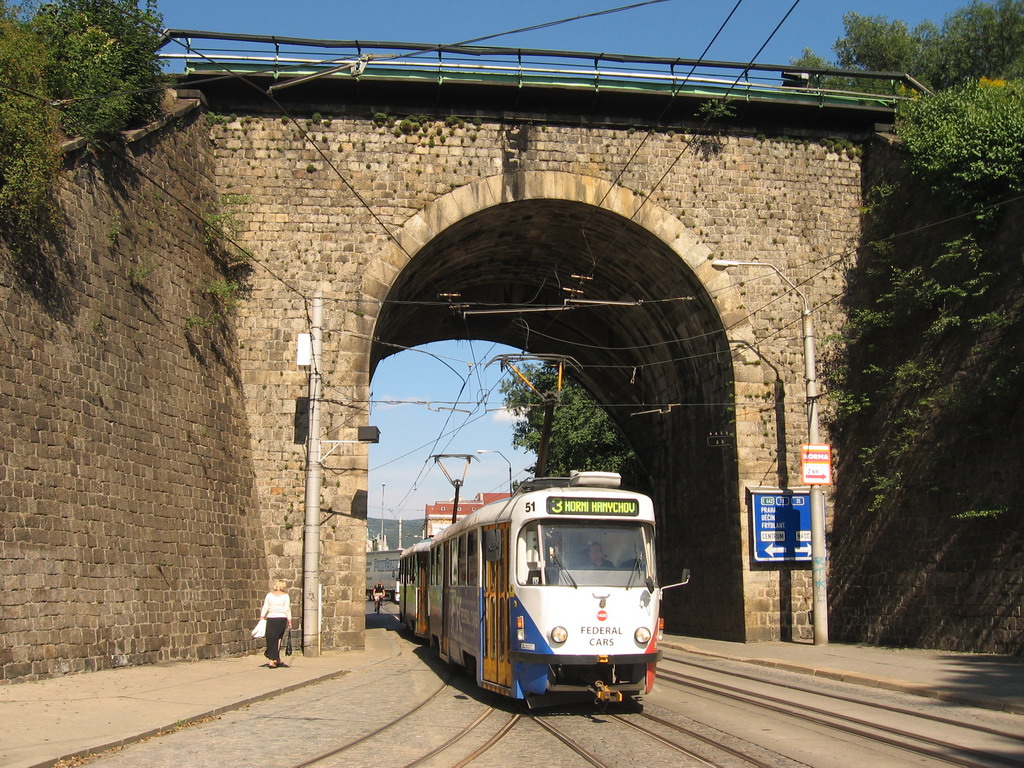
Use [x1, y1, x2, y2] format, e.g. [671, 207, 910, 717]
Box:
[16, 3, 1015, 507]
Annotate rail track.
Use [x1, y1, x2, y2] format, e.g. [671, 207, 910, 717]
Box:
[657, 655, 1024, 768]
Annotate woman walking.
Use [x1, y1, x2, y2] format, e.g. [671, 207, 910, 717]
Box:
[260, 580, 292, 668]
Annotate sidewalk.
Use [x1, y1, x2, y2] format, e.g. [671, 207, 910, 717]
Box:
[2, 628, 1020, 768]
[661, 633, 1024, 715]
[0, 629, 401, 768]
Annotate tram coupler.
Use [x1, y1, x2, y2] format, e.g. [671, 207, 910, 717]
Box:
[592, 680, 624, 705]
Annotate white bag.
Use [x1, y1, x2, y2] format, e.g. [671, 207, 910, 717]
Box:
[251, 618, 266, 639]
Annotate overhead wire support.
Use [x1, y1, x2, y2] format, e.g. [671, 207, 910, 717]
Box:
[267, 56, 370, 92]
[490, 354, 579, 477]
[432, 454, 477, 524]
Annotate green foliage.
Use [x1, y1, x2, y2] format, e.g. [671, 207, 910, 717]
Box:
[825, 13, 1024, 523]
[797, 1, 1024, 90]
[31, 0, 164, 141]
[897, 79, 1024, 205]
[186, 279, 242, 329]
[203, 193, 252, 267]
[833, 12, 934, 73]
[0, 6, 61, 244]
[925, 0, 1024, 87]
[827, 159, 1022, 520]
[499, 364, 636, 479]
[695, 99, 736, 121]
[953, 508, 1008, 519]
[1, 0, 166, 255]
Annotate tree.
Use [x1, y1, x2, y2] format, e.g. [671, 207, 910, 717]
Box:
[833, 12, 935, 74]
[31, 0, 164, 141]
[794, 1, 1024, 90]
[499, 364, 636, 480]
[926, 0, 1024, 87]
[0, 5, 60, 241]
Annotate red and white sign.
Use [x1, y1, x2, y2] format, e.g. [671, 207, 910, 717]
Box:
[596, 610, 607, 622]
[801, 444, 833, 485]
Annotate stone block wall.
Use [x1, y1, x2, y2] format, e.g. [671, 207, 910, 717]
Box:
[0, 104, 267, 681]
[207, 108, 862, 645]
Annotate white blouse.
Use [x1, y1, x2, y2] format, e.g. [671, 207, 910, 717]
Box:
[261, 591, 291, 620]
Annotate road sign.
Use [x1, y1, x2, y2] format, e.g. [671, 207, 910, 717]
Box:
[801, 444, 832, 485]
[749, 490, 813, 563]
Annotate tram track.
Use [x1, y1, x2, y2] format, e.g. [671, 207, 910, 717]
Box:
[663, 654, 1024, 745]
[610, 710, 782, 768]
[402, 706, 500, 768]
[657, 665, 1024, 768]
[286, 678, 522, 768]
[290, 679, 455, 767]
[529, 713, 612, 768]
[607, 711, 778, 768]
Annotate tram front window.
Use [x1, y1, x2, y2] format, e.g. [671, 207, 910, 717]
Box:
[516, 521, 655, 587]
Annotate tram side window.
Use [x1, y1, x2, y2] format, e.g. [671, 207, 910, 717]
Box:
[457, 535, 468, 585]
[430, 548, 440, 585]
[467, 530, 478, 586]
[450, 540, 459, 585]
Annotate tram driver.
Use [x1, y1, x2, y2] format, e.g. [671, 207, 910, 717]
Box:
[586, 541, 614, 568]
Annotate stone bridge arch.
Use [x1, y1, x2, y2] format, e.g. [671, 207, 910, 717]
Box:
[367, 170, 763, 639]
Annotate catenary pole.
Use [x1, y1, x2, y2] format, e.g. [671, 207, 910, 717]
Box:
[802, 307, 829, 644]
[712, 261, 829, 644]
[302, 292, 323, 657]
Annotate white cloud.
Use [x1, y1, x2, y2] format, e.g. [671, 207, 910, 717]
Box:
[490, 407, 522, 424]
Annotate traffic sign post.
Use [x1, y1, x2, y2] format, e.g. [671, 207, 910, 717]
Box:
[749, 489, 814, 563]
[801, 444, 832, 485]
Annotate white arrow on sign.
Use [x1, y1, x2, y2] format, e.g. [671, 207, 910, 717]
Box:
[795, 544, 812, 556]
[764, 544, 786, 556]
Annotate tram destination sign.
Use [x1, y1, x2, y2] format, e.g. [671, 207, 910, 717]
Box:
[749, 489, 813, 563]
[546, 497, 640, 516]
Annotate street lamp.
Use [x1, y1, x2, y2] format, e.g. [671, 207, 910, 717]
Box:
[476, 449, 514, 496]
[712, 259, 829, 645]
[380, 483, 386, 549]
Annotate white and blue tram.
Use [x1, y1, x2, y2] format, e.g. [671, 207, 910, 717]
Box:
[399, 471, 663, 706]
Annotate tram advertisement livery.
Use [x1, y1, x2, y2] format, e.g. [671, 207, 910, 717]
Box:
[398, 471, 665, 707]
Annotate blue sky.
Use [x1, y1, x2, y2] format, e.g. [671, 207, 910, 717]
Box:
[156, 0, 970, 530]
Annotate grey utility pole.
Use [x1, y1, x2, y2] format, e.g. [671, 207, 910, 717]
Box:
[302, 292, 323, 657]
[712, 260, 829, 645]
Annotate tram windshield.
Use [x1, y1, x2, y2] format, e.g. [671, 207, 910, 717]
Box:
[515, 520, 656, 588]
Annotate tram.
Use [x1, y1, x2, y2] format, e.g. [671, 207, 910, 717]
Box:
[399, 470, 666, 706]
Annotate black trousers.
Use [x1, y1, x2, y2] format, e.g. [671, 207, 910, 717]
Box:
[265, 617, 288, 662]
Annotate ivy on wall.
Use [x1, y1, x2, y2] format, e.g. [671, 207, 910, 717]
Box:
[826, 78, 1024, 520]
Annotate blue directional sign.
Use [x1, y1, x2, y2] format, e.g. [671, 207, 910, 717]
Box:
[750, 490, 813, 563]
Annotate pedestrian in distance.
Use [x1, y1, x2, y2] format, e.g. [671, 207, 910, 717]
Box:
[372, 582, 385, 613]
[260, 579, 292, 668]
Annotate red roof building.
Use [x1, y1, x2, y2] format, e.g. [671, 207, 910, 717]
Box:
[424, 492, 509, 538]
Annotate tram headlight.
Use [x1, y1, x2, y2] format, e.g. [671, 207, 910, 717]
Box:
[550, 626, 568, 644]
[634, 626, 652, 645]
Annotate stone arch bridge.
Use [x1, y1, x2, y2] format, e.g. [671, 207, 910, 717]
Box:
[172, 35, 905, 649]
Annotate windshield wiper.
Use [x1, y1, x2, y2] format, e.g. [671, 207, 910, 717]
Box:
[548, 551, 578, 589]
[624, 549, 642, 590]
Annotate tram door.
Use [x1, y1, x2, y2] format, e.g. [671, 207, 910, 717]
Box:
[482, 523, 511, 688]
[416, 555, 428, 637]
[441, 541, 451, 660]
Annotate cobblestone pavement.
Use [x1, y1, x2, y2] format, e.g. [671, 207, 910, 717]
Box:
[73, 610, 713, 768]
[51, 607, 1024, 768]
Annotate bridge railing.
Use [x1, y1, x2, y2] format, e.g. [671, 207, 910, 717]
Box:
[159, 29, 928, 110]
